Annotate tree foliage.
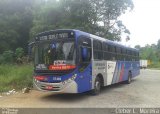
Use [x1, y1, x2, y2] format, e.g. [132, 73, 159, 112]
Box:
[0, 0, 33, 53]
[90, 0, 133, 40]
[0, 50, 14, 64]
[0, 0, 133, 56]
[135, 40, 160, 64]
[15, 47, 24, 58]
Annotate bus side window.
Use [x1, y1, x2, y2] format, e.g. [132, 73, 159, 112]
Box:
[110, 45, 116, 60]
[107, 44, 112, 60]
[116, 47, 121, 60]
[93, 40, 103, 60]
[103, 42, 110, 60]
[136, 52, 139, 61]
[127, 50, 130, 61]
[133, 51, 136, 61]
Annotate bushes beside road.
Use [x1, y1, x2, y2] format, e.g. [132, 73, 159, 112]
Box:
[0, 64, 33, 92]
[148, 63, 160, 70]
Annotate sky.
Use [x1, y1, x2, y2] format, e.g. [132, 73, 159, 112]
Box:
[120, 0, 160, 48]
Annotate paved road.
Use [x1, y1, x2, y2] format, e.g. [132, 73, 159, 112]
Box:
[0, 69, 160, 108]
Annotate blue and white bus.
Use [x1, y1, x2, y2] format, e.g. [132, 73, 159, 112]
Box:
[30, 29, 140, 95]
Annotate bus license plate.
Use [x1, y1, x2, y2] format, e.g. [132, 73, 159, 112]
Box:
[45, 86, 53, 90]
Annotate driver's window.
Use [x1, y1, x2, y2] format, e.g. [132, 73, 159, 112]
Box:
[78, 36, 92, 72]
[80, 46, 91, 62]
[78, 36, 92, 63]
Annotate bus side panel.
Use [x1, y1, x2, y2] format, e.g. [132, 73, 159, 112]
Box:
[111, 61, 127, 84]
[92, 60, 139, 87]
[106, 61, 117, 85]
[111, 62, 117, 84]
[75, 64, 92, 93]
[112, 61, 121, 84]
[119, 61, 133, 82]
[92, 60, 108, 88]
[131, 61, 140, 78]
[121, 61, 130, 82]
[111, 61, 140, 84]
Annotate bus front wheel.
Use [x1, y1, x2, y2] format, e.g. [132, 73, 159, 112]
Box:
[91, 76, 101, 95]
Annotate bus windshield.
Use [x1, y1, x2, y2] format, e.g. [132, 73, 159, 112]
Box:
[35, 40, 76, 70]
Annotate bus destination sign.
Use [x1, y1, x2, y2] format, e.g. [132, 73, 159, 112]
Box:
[35, 32, 74, 41]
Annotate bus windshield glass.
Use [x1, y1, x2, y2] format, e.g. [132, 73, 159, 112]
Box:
[35, 40, 76, 70]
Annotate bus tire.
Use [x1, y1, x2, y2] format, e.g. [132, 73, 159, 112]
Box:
[126, 72, 132, 84]
[91, 76, 101, 95]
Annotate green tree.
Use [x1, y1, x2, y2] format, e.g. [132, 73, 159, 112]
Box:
[30, 0, 133, 41]
[135, 45, 141, 50]
[0, 0, 134, 59]
[0, 0, 33, 53]
[157, 39, 160, 49]
[90, 0, 134, 40]
[2, 50, 14, 64]
[15, 48, 24, 58]
[156, 39, 160, 61]
[138, 43, 160, 64]
[30, 0, 97, 38]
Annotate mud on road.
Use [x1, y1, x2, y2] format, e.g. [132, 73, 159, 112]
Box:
[0, 69, 160, 108]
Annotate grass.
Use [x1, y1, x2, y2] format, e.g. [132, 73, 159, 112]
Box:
[0, 64, 33, 92]
[148, 63, 160, 70]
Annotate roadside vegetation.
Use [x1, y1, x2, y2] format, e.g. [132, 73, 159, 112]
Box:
[0, 48, 33, 92]
[148, 63, 160, 70]
[0, 64, 33, 92]
[135, 40, 160, 69]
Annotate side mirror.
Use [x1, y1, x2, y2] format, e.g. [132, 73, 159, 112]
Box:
[81, 47, 88, 61]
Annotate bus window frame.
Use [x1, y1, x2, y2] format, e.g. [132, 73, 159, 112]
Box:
[93, 39, 103, 60]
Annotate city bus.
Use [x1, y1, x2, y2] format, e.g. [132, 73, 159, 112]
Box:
[29, 29, 140, 95]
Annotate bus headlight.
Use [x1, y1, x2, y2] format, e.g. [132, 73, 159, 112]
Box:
[71, 74, 77, 80]
[62, 74, 77, 85]
[67, 78, 72, 83]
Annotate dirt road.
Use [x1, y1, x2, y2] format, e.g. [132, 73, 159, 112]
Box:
[0, 69, 160, 108]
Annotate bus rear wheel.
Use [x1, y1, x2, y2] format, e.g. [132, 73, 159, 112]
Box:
[126, 72, 132, 84]
[91, 76, 101, 95]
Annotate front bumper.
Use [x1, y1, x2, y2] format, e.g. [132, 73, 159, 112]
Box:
[33, 79, 78, 93]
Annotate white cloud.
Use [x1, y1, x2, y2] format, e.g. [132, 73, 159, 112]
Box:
[120, 0, 160, 47]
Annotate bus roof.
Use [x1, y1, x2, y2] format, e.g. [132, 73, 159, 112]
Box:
[36, 29, 139, 52]
[74, 29, 139, 52]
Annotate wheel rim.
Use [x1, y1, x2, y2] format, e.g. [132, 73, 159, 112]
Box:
[128, 75, 131, 83]
[95, 80, 100, 93]
[129, 76, 131, 82]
